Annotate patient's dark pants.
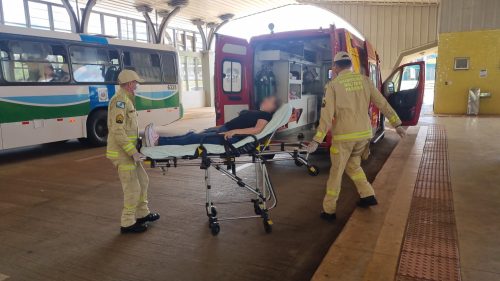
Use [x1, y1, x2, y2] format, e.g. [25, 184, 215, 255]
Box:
[158, 126, 239, 145]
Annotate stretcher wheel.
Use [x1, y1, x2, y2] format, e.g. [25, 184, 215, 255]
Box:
[295, 159, 304, 167]
[210, 223, 220, 236]
[253, 201, 262, 215]
[263, 219, 273, 233]
[211, 206, 217, 217]
[307, 165, 320, 176]
[262, 154, 275, 160]
[208, 217, 217, 229]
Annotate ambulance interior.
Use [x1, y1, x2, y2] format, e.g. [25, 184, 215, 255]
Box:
[252, 36, 332, 132]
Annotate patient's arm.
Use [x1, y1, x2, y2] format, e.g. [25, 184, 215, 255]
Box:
[221, 119, 269, 139]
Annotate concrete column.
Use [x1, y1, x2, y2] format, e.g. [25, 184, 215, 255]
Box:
[137, 2, 185, 44]
[201, 51, 215, 107]
[61, 0, 95, 33]
[61, 0, 79, 32]
[192, 14, 233, 107]
[156, 7, 180, 44]
[80, 0, 97, 34]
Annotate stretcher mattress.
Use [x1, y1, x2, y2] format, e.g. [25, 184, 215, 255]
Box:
[141, 104, 293, 158]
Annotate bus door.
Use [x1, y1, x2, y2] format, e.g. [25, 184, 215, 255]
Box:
[214, 34, 252, 125]
[383, 62, 425, 126]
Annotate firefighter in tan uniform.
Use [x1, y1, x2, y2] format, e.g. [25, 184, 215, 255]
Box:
[307, 52, 407, 221]
[107, 69, 160, 233]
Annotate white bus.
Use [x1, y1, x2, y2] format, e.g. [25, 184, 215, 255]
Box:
[0, 25, 182, 150]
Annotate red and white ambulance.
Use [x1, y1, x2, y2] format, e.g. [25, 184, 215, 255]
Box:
[214, 26, 424, 146]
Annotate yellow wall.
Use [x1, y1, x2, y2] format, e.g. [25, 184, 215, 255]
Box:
[434, 29, 500, 114]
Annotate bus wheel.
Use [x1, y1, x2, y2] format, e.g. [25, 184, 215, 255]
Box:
[86, 110, 108, 146]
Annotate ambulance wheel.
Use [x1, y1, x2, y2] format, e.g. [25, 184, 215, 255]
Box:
[295, 159, 304, 167]
[308, 165, 320, 176]
[263, 219, 273, 233]
[86, 109, 108, 147]
[211, 223, 220, 236]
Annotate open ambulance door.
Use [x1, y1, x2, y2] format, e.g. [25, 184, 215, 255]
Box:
[383, 62, 425, 126]
[214, 34, 252, 125]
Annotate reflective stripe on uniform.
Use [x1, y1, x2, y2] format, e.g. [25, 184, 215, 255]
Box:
[326, 189, 338, 196]
[333, 129, 372, 141]
[351, 171, 367, 181]
[119, 164, 136, 171]
[330, 146, 339, 154]
[315, 131, 326, 140]
[128, 135, 138, 142]
[106, 150, 119, 158]
[389, 114, 400, 124]
[123, 143, 135, 152]
[337, 74, 363, 92]
[124, 204, 136, 210]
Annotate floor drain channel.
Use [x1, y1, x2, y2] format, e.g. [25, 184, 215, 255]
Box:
[395, 125, 461, 281]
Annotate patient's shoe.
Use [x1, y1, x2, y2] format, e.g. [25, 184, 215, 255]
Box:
[144, 123, 159, 147]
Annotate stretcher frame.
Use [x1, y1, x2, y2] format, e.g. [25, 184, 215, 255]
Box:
[142, 132, 319, 236]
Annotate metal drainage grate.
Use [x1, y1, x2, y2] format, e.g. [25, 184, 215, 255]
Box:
[395, 125, 461, 281]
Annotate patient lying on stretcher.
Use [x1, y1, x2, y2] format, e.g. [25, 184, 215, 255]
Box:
[143, 96, 281, 147]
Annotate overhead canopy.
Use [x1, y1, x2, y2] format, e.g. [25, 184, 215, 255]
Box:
[90, 0, 296, 30]
[85, 0, 441, 31]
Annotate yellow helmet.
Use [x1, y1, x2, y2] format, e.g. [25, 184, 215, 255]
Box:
[118, 69, 144, 84]
[333, 51, 352, 62]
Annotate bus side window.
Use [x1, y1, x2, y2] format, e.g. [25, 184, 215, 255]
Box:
[122, 51, 132, 69]
[161, 52, 177, 84]
[124, 50, 162, 83]
[0, 41, 10, 83]
[70, 45, 119, 83]
[49, 45, 70, 83]
[105, 50, 120, 83]
[0, 40, 70, 83]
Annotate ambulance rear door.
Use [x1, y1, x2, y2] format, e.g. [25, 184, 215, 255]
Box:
[214, 34, 252, 125]
[383, 62, 425, 126]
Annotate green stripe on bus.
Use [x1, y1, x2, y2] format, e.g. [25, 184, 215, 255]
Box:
[135, 92, 180, 111]
[0, 100, 90, 123]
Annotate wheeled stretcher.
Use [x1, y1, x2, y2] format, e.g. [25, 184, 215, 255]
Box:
[140, 104, 319, 235]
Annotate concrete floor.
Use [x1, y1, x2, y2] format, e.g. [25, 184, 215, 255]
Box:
[0, 110, 399, 281]
[313, 112, 500, 281]
[429, 116, 500, 281]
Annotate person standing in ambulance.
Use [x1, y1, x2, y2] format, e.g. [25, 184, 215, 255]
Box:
[106, 69, 160, 233]
[307, 52, 406, 221]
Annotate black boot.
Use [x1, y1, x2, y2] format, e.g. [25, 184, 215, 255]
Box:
[320, 212, 337, 222]
[136, 213, 160, 224]
[357, 195, 378, 208]
[120, 222, 148, 234]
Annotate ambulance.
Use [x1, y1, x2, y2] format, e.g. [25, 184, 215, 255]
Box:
[214, 26, 425, 146]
